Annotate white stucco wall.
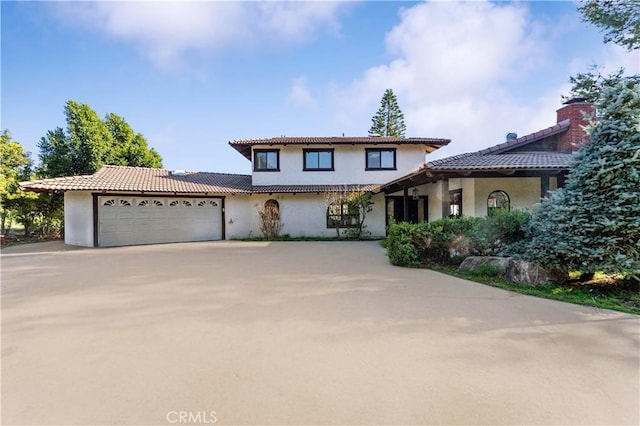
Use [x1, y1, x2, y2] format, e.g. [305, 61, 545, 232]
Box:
[62, 190, 388, 244]
[473, 177, 541, 216]
[64, 191, 94, 247]
[252, 145, 428, 186]
[223, 195, 252, 239]
[244, 193, 387, 238]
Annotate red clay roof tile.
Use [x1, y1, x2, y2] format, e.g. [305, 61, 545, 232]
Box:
[19, 166, 382, 195]
[229, 136, 450, 159]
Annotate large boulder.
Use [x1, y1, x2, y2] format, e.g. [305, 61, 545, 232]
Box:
[505, 260, 555, 286]
[458, 256, 510, 275]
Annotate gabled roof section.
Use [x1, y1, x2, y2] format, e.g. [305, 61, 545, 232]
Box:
[424, 119, 573, 172]
[229, 136, 450, 160]
[19, 165, 253, 194]
[426, 152, 575, 171]
[478, 119, 570, 155]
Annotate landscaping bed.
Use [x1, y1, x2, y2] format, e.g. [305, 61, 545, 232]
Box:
[433, 264, 640, 315]
[384, 212, 640, 315]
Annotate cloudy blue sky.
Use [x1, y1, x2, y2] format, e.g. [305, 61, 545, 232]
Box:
[2, 1, 638, 174]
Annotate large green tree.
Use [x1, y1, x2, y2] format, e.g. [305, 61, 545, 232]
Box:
[520, 81, 640, 279]
[104, 113, 162, 168]
[0, 130, 37, 234]
[369, 89, 406, 137]
[578, 0, 640, 51]
[38, 100, 162, 178]
[1, 130, 64, 237]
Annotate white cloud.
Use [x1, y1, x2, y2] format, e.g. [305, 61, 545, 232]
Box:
[50, 1, 348, 70]
[287, 76, 316, 109]
[330, 0, 564, 160]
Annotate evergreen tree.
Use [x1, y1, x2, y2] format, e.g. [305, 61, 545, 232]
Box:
[565, 1, 639, 103]
[563, 65, 640, 103]
[369, 89, 406, 137]
[578, 0, 640, 51]
[520, 81, 640, 279]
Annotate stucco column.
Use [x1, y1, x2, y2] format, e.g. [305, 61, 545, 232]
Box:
[441, 178, 449, 219]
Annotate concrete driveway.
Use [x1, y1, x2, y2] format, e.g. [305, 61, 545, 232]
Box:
[2, 241, 638, 425]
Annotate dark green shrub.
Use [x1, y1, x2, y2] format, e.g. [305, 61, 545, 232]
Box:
[476, 209, 531, 255]
[387, 212, 531, 268]
[386, 221, 428, 267]
[422, 216, 481, 264]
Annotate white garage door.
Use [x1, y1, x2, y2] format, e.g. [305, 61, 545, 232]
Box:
[98, 196, 222, 247]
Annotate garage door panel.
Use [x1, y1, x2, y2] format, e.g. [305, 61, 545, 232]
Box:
[98, 196, 222, 247]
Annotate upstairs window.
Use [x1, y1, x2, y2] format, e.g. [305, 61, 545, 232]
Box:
[449, 189, 462, 217]
[366, 148, 396, 170]
[254, 149, 280, 172]
[303, 149, 334, 171]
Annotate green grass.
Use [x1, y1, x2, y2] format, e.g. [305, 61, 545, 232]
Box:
[431, 265, 640, 315]
[236, 235, 383, 242]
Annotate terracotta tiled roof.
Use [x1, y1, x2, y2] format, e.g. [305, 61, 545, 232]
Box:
[19, 165, 253, 194]
[478, 119, 570, 155]
[229, 136, 450, 159]
[19, 166, 382, 195]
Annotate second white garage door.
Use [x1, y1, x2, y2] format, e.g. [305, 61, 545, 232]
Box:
[98, 196, 222, 247]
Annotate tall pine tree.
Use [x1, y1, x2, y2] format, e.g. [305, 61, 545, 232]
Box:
[520, 81, 640, 279]
[369, 89, 406, 137]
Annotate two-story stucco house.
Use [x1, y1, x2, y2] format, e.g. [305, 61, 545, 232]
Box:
[20, 99, 594, 248]
[21, 136, 448, 247]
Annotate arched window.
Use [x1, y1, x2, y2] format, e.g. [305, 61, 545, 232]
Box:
[264, 199, 279, 212]
[260, 199, 281, 238]
[487, 190, 510, 214]
[327, 203, 359, 228]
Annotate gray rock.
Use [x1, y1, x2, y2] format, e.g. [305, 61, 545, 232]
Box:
[458, 256, 510, 275]
[505, 259, 554, 286]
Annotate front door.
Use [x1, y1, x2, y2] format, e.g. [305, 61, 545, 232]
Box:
[386, 196, 423, 224]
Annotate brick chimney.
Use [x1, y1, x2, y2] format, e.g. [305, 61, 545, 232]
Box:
[556, 97, 595, 152]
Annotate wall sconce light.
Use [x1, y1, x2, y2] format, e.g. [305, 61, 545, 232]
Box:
[412, 188, 419, 200]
